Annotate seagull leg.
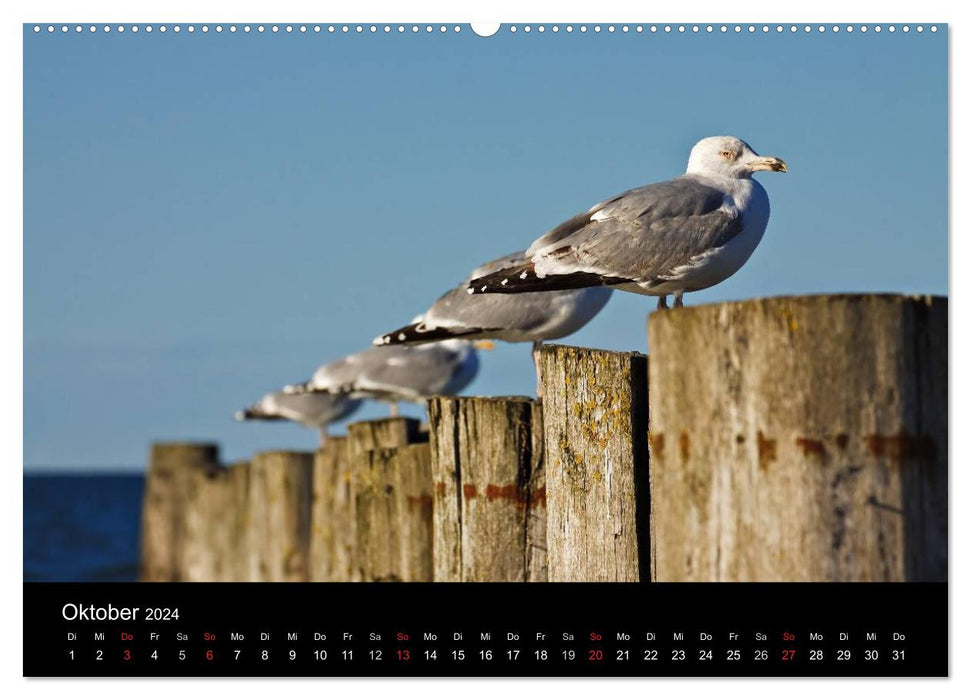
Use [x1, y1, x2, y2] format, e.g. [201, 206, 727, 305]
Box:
[389, 403, 400, 418]
[657, 296, 669, 310]
[673, 291, 684, 309]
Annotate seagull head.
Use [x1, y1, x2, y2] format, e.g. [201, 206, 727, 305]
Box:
[686, 136, 787, 179]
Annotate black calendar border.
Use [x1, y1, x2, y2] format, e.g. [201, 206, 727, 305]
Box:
[24, 582, 948, 678]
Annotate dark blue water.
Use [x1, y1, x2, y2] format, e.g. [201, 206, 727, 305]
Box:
[24, 473, 144, 582]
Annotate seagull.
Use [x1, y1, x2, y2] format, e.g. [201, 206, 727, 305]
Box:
[373, 251, 612, 397]
[467, 136, 787, 310]
[285, 339, 481, 415]
[373, 249, 612, 356]
[235, 390, 362, 446]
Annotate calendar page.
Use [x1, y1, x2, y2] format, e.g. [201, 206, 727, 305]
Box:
[22, 17, 948, 678]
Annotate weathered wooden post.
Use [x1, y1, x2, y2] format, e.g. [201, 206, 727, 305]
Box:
[348, 417, 424, 454]
[221, 460, 251, 582]
[648, 294, 947, 582]
[342, 417, 427, 582]
[309, 438, 353, 581]
[178, 460, 234, 582]
[243, 451, 314, 582]
[355, 443, 434, 581]
[538, 345, 650, 582]
[428, 396, 547, 582]
[140, 442, 219, 582]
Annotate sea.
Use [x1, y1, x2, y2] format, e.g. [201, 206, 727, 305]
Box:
[24, 473, 144, 582]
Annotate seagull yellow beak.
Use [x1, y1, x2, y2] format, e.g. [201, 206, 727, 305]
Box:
[747, 156, 788, 173]
[473, 340, 496, 350]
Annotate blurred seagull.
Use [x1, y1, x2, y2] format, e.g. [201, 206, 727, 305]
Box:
[235, 390, 362, 446]
[285, 339, 482, 415]
[373, 251, 612, 354]
[468, 136, 787, 310]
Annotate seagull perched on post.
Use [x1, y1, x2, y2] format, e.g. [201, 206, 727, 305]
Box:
[284, 339, 483, 416]
[374, 251, 611, 348]
[235, 390, 362, 446]
[467, 136, 787, 310]
[373, 251, 612, 394]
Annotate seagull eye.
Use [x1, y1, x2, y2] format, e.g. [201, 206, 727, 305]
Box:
[719, 150, 735, 160]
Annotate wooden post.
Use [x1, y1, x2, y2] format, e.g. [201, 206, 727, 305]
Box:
[348, 417, 424, 454]
[140, 443, 219, 582]
[221, 460, 251, 582]
[244, 451, 314, 582]
[537, 345, 650, 582]
[179, 461, 234, 582]
[341, 417, 427, 582]
[355, 443, 434, 581]
[427, 397, 547, 582]
[309, 438, 354, 581]
[648, 294, 947, 582]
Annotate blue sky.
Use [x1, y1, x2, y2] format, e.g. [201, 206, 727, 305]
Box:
[24, 25, 947, 469]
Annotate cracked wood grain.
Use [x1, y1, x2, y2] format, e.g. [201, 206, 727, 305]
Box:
[537, 346, 650, 582]
[648, 294, 947, 582]
[243, 451, 314, 582]
[428, 396, 547, 582]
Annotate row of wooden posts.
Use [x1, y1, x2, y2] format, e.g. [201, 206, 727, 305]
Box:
[140, 295, 948, 583]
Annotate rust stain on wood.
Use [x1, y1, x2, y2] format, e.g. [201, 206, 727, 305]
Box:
[865, 432, 937, 461]
[757, 431, 777, 471]
[532, 486, 547, 508]
[485, 483, 518, 501]
[407, 493, 433, 510]
[648, 431, 665, 457]
[433, 481, 446, 496]
[679, 432, 690, 461]
[462, 484, 478, 499]
[795, 437, 827, 458]
[647, 296, 947, 583]
[479, 483, 547, 508]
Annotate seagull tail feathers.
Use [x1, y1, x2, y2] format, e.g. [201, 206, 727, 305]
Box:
[468, 263, 628, 295]
[374, 322, 490, 346]
[236, 408, 286, 422]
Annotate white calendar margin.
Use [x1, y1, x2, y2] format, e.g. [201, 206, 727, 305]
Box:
[3, 0, 963, 696]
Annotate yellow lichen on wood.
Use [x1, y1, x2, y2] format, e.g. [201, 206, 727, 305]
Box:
[538, 344, 649, 582]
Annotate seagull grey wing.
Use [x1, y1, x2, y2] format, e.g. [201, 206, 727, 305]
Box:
[523, 192, 629, 257]
[532, 177, 743, 285]
[309, 347, 382, 393]
[392, 287, 508, 342]
[471, 177, 742, 294]
[426, 285, 555, 330]
[377, 251, 540, 345]
[377, 283, 594, 345]
[236, 394, 289, 421]
[236, 390, 361, 426]
[355, 345, 467, 400]
[273, 392, 362, 427]
[468, 250, 529, 280]
[443, 287, 601, 333]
